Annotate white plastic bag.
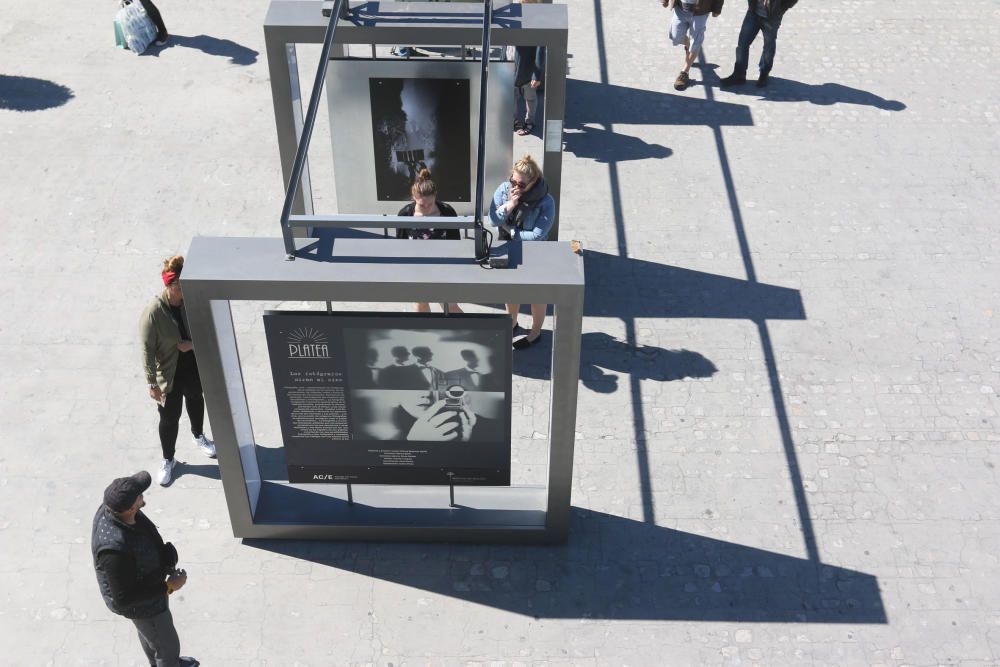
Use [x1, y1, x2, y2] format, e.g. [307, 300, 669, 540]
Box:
[115, 0, 157, 55]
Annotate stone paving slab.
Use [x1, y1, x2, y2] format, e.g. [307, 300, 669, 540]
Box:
[2, 0, 999, 665]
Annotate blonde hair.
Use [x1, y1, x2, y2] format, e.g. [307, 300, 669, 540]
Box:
[411, 169, 436, 198]
[161, 255, 184, 283]
[513, 154, 542, 182]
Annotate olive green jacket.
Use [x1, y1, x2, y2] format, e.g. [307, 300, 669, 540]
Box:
[139, 293, 189, 394]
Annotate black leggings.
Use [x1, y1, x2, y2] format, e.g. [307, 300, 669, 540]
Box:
[157, 353, 204, 460]
[138, 0, 168, 41]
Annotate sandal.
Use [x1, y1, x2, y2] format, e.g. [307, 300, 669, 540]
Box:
[516, 122, 535, 136]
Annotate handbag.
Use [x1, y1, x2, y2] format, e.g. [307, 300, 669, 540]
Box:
[115, 0, 157, 55]
[113, 18, 127, 49]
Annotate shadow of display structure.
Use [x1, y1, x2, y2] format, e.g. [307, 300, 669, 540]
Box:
[182, 236, 584, 543]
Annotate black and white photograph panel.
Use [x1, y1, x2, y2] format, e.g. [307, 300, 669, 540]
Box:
[346, 327, 507, 393]
[350, 389, 505, 444]
[369, 77, 471, 202]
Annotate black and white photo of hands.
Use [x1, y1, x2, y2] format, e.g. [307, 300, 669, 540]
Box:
[403, 396, 477, 442]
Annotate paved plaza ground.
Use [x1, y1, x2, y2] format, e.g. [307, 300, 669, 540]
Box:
[2, 0, 999, 664]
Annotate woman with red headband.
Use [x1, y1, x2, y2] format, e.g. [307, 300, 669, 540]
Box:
[139, 255, 216, 487]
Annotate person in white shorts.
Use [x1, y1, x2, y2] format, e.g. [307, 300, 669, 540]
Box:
[662, 0, 724, 91]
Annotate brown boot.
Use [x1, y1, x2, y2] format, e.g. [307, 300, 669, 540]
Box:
[674, 70, 689, 91]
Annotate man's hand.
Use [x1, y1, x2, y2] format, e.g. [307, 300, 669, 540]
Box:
[177, 340, 193, 353]
[713, 10, 721, 17]
[529, 79, 541, 89]
[406, 400, 460, 441]
[661, 0, 673, 8]
[149, 385, 163, 402]
[167, 570, 187, 593]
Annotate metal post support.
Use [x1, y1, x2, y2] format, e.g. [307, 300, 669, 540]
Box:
[278, 0, 348, 258]
[473, 0, 493, 260]
[541, 27, 568, 241]
[181, 297, 261, 536]
[544, 288, 584, 539]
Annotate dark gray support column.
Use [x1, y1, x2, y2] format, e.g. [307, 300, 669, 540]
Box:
[542, 25, 567, 241]
[182, 296, 260, 535]
[544, 267, 584, 540]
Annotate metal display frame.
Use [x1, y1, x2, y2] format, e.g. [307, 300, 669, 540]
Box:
[264, 0, 570, 248]
[183, 236, 584, 543]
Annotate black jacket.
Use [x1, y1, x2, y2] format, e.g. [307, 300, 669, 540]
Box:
[513, 46, 545, 88]
[92, 506, 177, 619]
[746, 0, 797, 18]
[396, 200, 460, 240]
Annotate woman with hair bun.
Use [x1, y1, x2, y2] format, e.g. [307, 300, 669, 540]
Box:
[397, 169, 463, 313]
[488, 154, 555, 349]
[139, 255, 216, 487]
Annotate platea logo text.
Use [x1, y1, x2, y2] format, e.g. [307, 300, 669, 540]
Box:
[287, 327, 330, 358]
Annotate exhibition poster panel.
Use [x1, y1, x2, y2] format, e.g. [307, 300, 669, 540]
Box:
[263, 311, 513, 485]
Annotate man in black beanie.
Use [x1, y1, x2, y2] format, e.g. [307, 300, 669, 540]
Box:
[91, 471, 198, 666]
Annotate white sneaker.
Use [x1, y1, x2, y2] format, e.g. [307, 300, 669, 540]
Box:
[193, 434, 216, 458]
[158, 458, 176, 486]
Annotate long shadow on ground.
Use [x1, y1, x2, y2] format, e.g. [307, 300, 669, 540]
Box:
[246, 507, 887, 623]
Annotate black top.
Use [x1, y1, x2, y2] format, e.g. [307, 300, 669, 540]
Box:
[396, 200, 460, 240]
[92, 509, 177, 615]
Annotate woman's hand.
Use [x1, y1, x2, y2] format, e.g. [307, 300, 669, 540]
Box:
[177, 340, 193, 353]
[149, 385, 163, 402]
[458, 407, 478, 443]
[506, 186, 522, 213]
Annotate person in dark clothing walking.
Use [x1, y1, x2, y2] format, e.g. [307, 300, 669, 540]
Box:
[511, 0, 544, 135]
[140, 255, 216, 487]
[720, 0, 798, 88]
[92, 471, 199, 666]
[137, 0, 169, 45]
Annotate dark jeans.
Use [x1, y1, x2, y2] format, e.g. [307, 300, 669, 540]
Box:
[157, 353, 204, 460]
[734, 10, 782, 76]
[138, 0, 168, 41]
[132, 607, 181, 667]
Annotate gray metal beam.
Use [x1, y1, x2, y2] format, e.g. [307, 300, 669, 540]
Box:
[288, 214, 477, 229]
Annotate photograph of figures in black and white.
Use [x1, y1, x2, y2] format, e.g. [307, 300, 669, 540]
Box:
[369, 77, 471, 202]
[345, 327, 508, 444]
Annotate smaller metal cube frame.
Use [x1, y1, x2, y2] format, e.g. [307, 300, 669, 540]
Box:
[183, 236, 584, 543]
[265, 0, 570, 244]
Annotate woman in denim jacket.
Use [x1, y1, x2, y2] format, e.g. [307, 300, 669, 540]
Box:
[488, 154, 555, 349]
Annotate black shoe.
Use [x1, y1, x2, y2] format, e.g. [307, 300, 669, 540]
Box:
[513, 333, 542, 350]
[756, 73, 769, 88]
[720, 72, 747, 87]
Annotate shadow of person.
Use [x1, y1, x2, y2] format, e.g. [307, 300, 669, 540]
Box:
[578, 332, 717, 394]
[563, 125, 673, 164]
[154, 34, 259, 65]
[0, 74, 74, 111]
[171, 462, 220, 482]
[706, 73, 906, 111]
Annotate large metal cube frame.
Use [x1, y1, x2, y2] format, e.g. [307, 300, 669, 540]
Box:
[265, 0, 570, 238]
[183, 236, 584, 543]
